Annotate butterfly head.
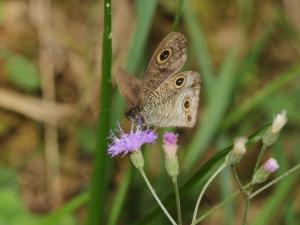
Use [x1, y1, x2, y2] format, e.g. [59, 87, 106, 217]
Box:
[125, 106, 147, 128]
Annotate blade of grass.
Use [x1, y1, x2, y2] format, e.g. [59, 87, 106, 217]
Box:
[172, 0, 184, 31]
[87, 0, 113, 224]
[38, 192, 89, 225]
[126, 0, 157, 74]
[107, 167, 133, 225]
[133, 125, 269, 225]
[222, 64, 300, 129]
[183, 0, 215, 93]
[235, 24, 275, 89]
[184, 48, 238, 171]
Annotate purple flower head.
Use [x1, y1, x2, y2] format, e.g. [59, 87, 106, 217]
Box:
[107, 123, 157, 157]
[163, 132, 178, 146]
[263, 158, 279, 173]
[162, 132, 179, 159]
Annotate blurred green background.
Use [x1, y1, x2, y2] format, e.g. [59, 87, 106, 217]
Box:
[0, 0, 299, 225]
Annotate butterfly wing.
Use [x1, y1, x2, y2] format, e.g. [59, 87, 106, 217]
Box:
[139, 32, 187, 107]
[140, 71, 201, 127]
[115, 68, 142, 108]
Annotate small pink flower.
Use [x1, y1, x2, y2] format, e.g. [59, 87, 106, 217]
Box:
[162, 132, 178, 159]
[263, 158, 279, 173]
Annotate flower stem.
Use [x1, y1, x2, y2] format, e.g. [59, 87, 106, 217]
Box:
[172, 177, 182, 225]
[232, 166, 248, 196]
[253, 144, 267, 176]
[195, 163, 300, 223]
[250, 163, 300, 198]
[191, 163, 226, 225]
[242, 144, 267, 225]
[195, 183, 252, 223]
[138, 169, 177, 225]
[242, 199, 250, 225]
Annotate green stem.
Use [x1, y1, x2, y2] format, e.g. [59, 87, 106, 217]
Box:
[253, 144, 267, 177]
[242, 199, 250, 225]
[172, 177, 182, 225]
[250, 163, 300, 199]
[88, 0, 112, 224]
[139, 169, 177, 225]
[232, 166, 248, 196]
[195, 183, 252, 223]
[242, 144, 267, 225]
[172, 0, 184, 31]
[191, 163, 226, 225]
[195, 164, 300, 224]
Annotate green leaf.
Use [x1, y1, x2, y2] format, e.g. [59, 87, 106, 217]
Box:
[87, 0, 113, 224]
[223, 64, 300, 129]
[38, 192, 88, 225]
[184, 48, 238, 171]
[4, 55, 40, 92]
[183, 1, 215, 93]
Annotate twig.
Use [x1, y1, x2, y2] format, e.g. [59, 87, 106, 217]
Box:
[0, 89, 78, 125]
[30, 0, 61, 207]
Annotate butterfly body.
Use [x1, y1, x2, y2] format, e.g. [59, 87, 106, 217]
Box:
[116, 32, 201, 128]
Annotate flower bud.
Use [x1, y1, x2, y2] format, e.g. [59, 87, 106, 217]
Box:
[162, 132, 179, 178]
[225, 137, 247, 166]
[253, 158, 279, 184]
[130, 150, 144, 170]
[263, 110, 287, 146]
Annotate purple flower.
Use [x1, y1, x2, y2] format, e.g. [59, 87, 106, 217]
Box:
[253, 157, 279, 184]
[162, 132, 178, 159]
[263, 158, 279, 173]
[163, 132, 178, 146]
[107, 124, 157, 157]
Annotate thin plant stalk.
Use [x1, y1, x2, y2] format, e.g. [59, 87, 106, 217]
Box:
[242, 144, 267, 225]
[172, 0, 184, 31]
[195, 183, 252, 223]
[88, 0, 113, 224]
[173, 177, 182, 225]
[232, 166, 249, 196]
[191, 163, 226, 225]
[139, 169, 177, 225]
[195, 163, 300, 223]
[250, 163, 300, 198]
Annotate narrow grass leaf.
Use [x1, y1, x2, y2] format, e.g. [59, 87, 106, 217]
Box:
[184, 48, 238, 171]
[38, 193, 89, 225]
[88, 0, 113, 224]
[223, 64, 300, 129]
[171, 0, 184, 31]
[107, 167, 133, 225]
[183, 0, 215, 93]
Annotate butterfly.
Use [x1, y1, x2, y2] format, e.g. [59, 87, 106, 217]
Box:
[115, 32, 201, 128]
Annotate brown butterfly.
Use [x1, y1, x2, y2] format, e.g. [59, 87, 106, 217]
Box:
[116, 32, 201, 128]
